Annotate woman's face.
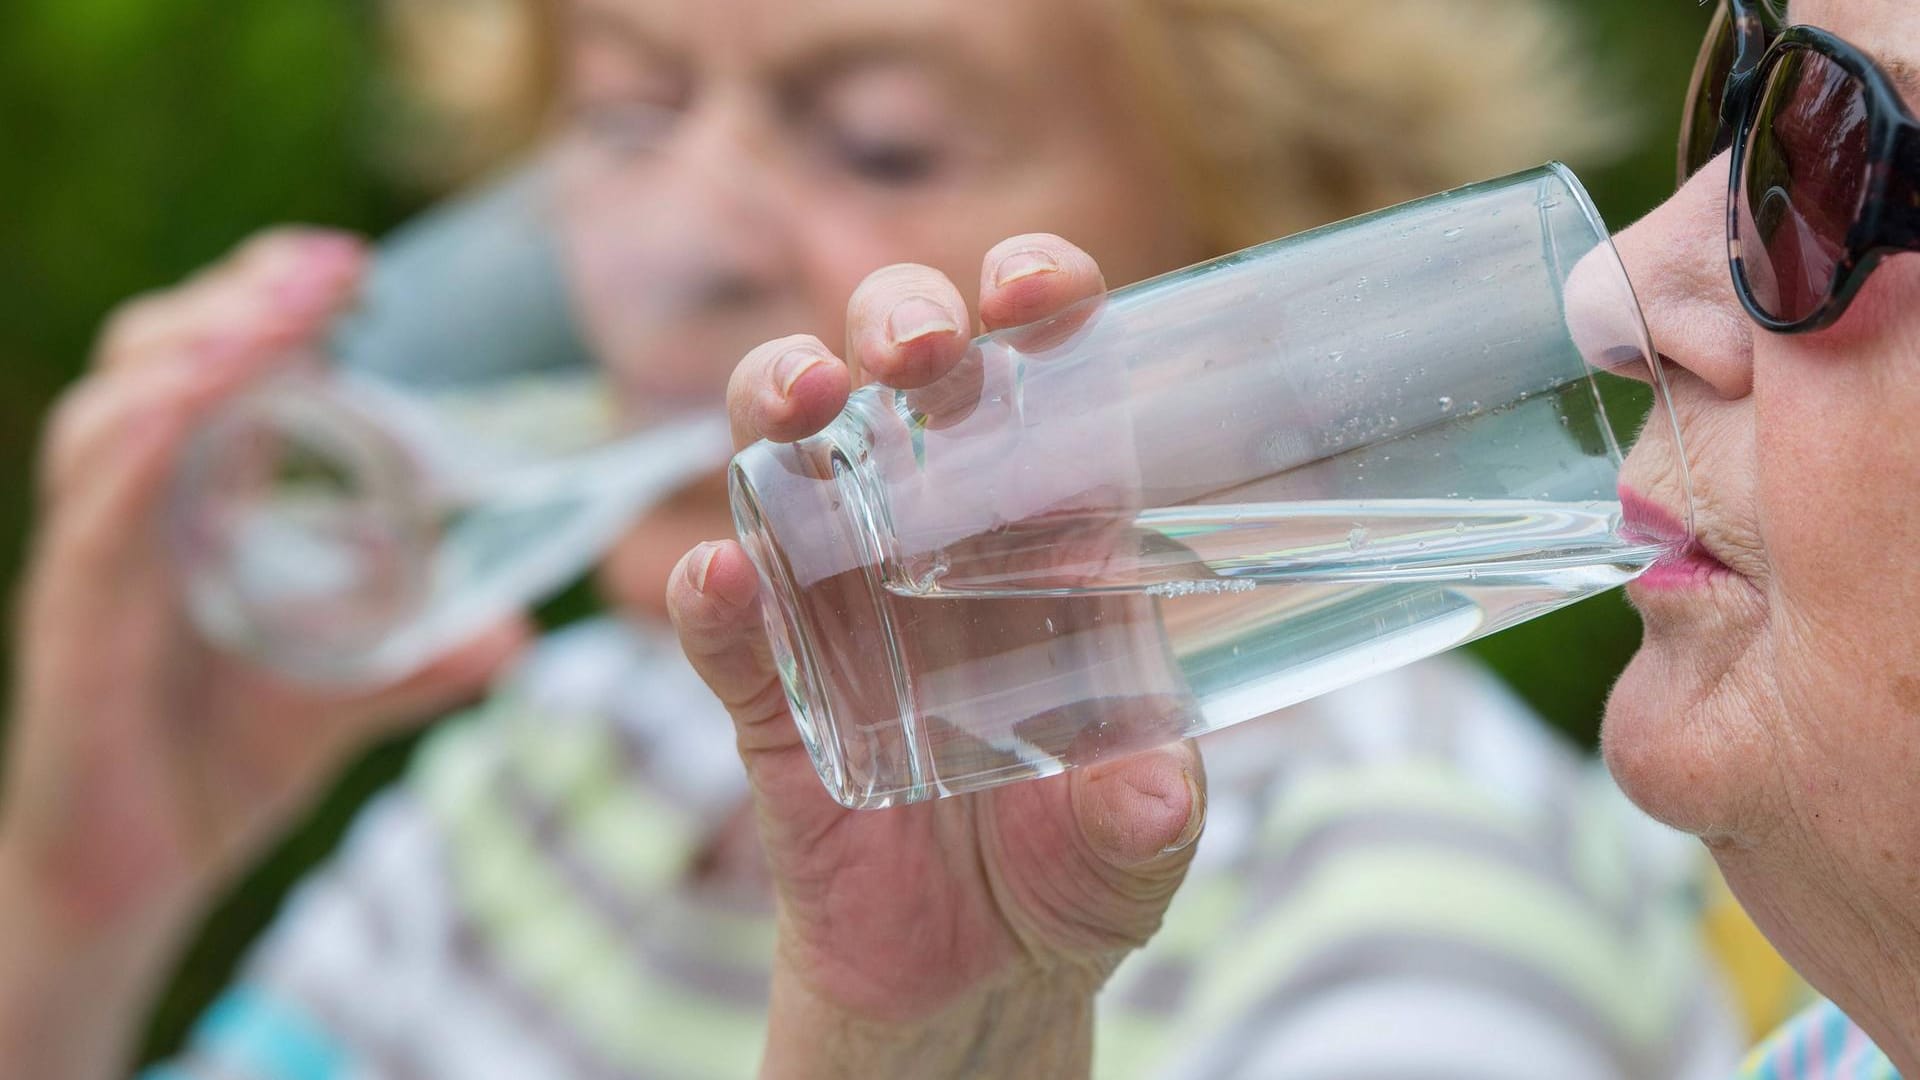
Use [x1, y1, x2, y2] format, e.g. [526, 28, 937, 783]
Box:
[1604, 0, 1920, 970]
[551, 0, 1201, 611]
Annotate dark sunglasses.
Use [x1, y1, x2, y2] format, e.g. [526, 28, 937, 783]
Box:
[1679, 0, 1920, 333]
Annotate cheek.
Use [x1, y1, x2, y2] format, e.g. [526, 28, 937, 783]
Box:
[783, 198, 972, 349]
[1753, 341, 1920, 619]
[554, 180, 674, 371]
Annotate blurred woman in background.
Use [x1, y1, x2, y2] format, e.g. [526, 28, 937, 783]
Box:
[1, 1, 1744, 1077]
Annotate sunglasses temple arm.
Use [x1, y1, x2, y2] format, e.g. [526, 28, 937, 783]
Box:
[1894, 131, 1920, 249]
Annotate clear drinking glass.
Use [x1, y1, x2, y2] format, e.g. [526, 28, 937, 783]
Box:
[169, 163, 730, 684]
[730, 163, 1693, 809]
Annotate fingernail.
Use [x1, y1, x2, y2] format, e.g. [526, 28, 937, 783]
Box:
[268, 241, 359, 313]
[271, 270, 340, 313]
[774, 348, 827, 400]
[1160, 770, 1205, 854]
[887, 296, 960, 347]
[688, 542, 721, 594]
[305, 233, 363, 265]
[993, 248, 1059, 287]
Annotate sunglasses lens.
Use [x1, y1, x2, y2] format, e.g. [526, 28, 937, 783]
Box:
[1737, 48, 1872, 324]
[1680, 4, 1738, 181]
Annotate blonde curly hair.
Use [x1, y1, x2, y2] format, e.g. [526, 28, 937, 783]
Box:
[377, 0, 1629, 250]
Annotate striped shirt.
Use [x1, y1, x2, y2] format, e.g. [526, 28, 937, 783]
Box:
[146, 619, 1741, 1080]
[1735, 1002, 1898, 1080]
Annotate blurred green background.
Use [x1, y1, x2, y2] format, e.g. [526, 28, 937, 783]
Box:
[0, 0, 1713, 1066]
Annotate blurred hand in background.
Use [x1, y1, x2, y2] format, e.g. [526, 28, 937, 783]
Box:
[0, 229, 527, 1079]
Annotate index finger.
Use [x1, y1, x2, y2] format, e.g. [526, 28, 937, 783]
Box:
[907, 234, 1110, 429]
[977, 233, 1107, 332]
[725, 333, 853, 449]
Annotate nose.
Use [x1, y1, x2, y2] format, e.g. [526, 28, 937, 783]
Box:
[589, 97, 800, 320]
[1609, 153, 1755, 400]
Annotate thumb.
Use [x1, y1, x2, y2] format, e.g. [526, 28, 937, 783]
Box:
[666, 540, 793, 751]
[1071, 740, 1206, 879]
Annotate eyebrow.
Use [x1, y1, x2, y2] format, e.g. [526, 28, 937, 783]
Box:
[1886, 56, 1920, 98]
[567, 1, 678, 64]
[776, 36, 970, 95]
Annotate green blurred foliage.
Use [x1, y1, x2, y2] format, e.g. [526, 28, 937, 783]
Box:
[0, 0, 415, 645]
[0, 0, 1713, 1066]
[0, 0, 422, 1064]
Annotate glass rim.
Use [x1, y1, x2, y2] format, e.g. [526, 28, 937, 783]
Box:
[1541, 161, 1698, 543]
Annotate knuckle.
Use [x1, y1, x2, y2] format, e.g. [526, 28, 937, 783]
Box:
[759, 332, 830, 363]
[230, 225, 349, 282]
[723, 674, 789, 722]
[853, 262, 950, 304]
[736, 333, 825, 388]
[38, 389, 99, 492]
[93, 292, 171, 362]
[986, 232, 1075, 261]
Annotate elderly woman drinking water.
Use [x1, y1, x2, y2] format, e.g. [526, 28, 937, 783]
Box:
[671, 0, 1920, 1075]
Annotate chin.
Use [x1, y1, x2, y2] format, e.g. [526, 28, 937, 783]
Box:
[1601, 635, 1752, 841]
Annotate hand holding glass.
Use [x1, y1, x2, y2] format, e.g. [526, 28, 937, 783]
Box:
[169, 166, 730, 684]
[730, 164, 1694, 809]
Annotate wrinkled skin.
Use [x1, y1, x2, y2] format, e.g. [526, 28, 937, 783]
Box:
[1602, 0, 1920, 1071]
[668, 234, 1206, 1076]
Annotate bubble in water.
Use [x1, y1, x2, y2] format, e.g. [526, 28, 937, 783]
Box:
[1146, 579, 1257, 598]
[1347, 525, 1369, 551]
[1438, 395, 1455, 412]
[1454, 522, 1466, 534]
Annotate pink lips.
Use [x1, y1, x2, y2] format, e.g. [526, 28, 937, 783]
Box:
[1619, 487, 1732, 592]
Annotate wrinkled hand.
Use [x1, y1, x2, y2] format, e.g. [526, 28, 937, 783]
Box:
[4, 228, 528, 945]
[667, 235, 1205, 1077]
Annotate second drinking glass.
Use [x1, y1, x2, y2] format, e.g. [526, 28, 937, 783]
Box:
[169, 156, 732, 685]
